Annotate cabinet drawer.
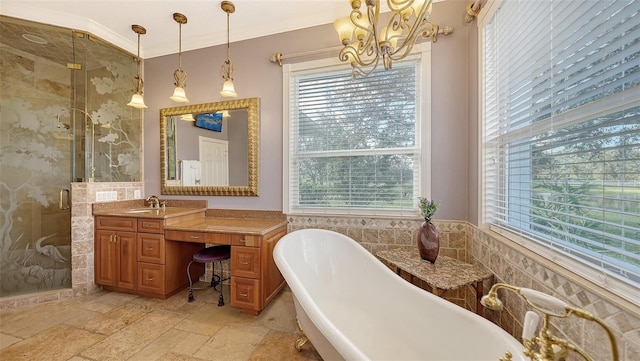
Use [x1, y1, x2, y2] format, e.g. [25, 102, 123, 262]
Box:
[165, 230, 206, 243]
[205, 233, 231, 245]
[138, 218, 164, 234]
[230, 277, 260, 310]
[137, 233, 165, 264]
[137, 263, 165, 294]
[95, 216, 137, 232]
[231, 234, 260, 247]
[231, 247, 260, 278]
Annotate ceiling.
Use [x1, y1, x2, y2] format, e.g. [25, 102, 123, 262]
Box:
[1, 0, 366, 59]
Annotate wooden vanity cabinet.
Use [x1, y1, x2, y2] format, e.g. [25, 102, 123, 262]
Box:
[230, 226, 287, 315]
[95, 214, 203, 299]
[94, 217, 137, 291]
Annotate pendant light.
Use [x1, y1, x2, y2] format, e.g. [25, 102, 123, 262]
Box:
[219, 1, 237, 98]
[170, 13, 189, 103]
[127, 24, 148, 109]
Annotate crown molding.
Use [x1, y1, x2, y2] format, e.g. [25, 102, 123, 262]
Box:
[2, 2, 139, 57]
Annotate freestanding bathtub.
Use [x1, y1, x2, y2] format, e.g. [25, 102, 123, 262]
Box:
[274, 229, 526, 361]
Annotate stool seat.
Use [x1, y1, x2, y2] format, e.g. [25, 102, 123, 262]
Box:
[187, 245, 231, 306]
[193, 245, 231, 262]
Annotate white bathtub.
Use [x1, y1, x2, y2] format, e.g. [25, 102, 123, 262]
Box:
[274, 229, 526, 361]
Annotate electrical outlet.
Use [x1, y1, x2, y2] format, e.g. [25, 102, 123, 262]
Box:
[106, 191, 117, 201]
[134, 190, 141, 199]
[96, 191, 118, 202]
[95, 191, 107, 202]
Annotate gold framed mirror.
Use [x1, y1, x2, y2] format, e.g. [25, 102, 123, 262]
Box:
[160, 97, 259, 196]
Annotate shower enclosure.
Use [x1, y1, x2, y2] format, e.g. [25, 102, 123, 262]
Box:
[0, 16, 142, 298]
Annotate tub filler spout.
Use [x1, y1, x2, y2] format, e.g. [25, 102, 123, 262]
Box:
[481, 282, 619, 361]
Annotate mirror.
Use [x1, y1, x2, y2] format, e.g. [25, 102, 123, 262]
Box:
[160, 98, 259, 196]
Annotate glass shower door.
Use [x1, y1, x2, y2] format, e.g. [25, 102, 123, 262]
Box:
[0, 17, 73, 297]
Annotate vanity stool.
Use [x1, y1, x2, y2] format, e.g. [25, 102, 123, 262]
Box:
[187, 245, 231, 306]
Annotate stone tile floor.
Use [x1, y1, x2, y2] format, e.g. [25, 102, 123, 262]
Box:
[0, 285, 322, 361]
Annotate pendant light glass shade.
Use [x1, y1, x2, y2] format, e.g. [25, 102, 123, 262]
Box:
[127, 25, 147, 109]
[127, 93, 148, 109]
[220, 79, 237, 98]
[180, 113, 195, 121]
[170, 86, 189, 103]
[170, 13, 189, 103]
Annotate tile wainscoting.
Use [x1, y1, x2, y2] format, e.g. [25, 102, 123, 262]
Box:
[0, 182, 143, 309]
[287, 215, 640, 360]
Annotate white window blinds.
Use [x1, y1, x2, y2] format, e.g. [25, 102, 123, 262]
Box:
[482, 0, 640, 288]
[285, 56, 427, 215]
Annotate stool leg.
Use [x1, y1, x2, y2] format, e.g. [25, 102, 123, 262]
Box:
[211, 261, 220, 289]
[217, 260, 225, 307]
[187, 260, 195, 303]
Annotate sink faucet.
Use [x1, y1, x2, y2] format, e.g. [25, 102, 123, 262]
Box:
[146, 195, 160, 208]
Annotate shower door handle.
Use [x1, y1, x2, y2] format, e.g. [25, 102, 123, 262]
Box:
[59, 188, 70, 210]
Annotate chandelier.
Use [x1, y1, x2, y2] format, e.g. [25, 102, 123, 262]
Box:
[334, 0, 453, 77]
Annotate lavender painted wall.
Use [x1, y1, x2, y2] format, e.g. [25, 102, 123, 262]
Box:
[143, 1, 474, 220]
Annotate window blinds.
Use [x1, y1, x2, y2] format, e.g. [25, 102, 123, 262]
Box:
[483, 0, 640, 286]
[288, 61, 422, 214]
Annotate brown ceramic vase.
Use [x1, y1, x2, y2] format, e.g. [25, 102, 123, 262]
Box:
[417, 220, 439, 263]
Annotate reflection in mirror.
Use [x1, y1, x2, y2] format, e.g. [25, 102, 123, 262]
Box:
[160, 98, 259, 196]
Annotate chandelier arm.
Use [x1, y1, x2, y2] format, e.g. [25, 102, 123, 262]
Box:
[366, 4, 382, 56]
[339, 44, 378, 68]
[388, 21, 440, 61]
[351, 56, 380, 78]
[387, 0, 414, 13]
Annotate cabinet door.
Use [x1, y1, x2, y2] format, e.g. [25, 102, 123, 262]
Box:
[117, 232, 137, 290]
[95, 230, 117, 286]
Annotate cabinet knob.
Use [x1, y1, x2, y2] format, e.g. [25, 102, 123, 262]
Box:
[190, 235, 200, 239]
[145, 247, 153, 251]
[240, 261, 250, 265]
[239, 293, 248, 297]
[146, 277, 154, 281]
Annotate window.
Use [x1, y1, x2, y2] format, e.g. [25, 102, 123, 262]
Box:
[284, 44, 430, 216]
[481, 0, 640, 296]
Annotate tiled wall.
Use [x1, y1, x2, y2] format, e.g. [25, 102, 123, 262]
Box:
[0, 182, 143, 309]
[287, 215, 640, 360]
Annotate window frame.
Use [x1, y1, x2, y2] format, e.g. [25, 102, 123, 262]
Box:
[283, 43, 432, 217]
[477, 0, 640, 306]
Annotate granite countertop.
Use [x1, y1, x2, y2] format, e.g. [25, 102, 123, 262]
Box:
[92, 200, 287, 234]
[164, 217, 288, 236]
[376, 247, 492, 290]
[92, 199, 207, 219]
[92, 206, 206, 219]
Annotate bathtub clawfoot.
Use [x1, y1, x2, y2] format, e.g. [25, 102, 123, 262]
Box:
[295, 318, 309, 352]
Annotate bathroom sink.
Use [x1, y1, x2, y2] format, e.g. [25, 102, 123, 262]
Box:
[124, 209, 155, 213]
